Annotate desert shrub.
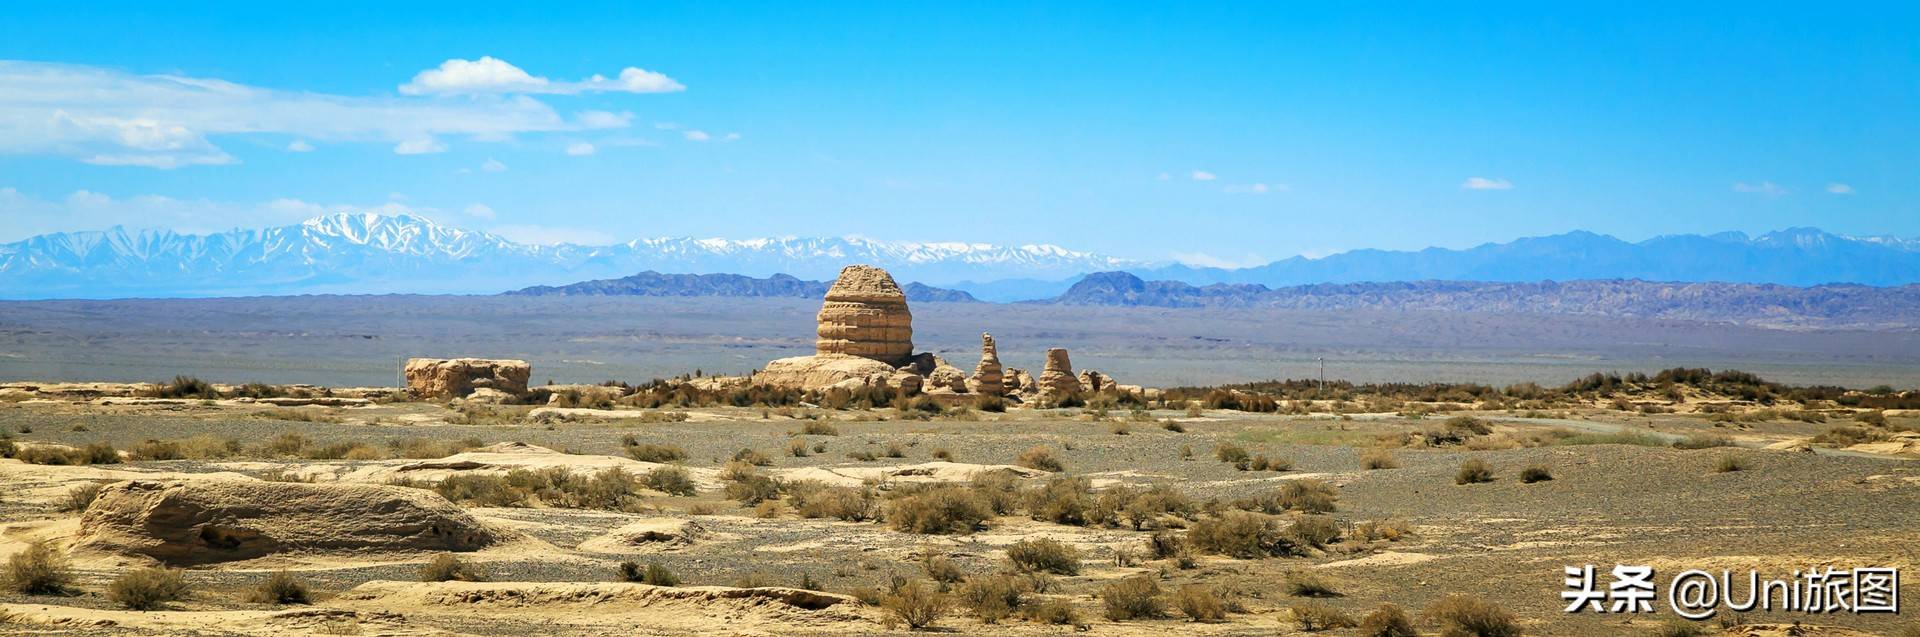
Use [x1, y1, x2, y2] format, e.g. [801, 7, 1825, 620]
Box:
[108, 567, 189, 610]
[1188, 511, 1296, 558]
[882, 579, 947, 629]
[1006, 538, 1080, 575]
[15, 445, 86, 465]
[1672, 433, 1734, 450]
[146, 375, 218, 399]
[1162, 420, 1186, 432]
[624, 443, 686, 463]
[643, 466, 698, 496]
[1360, 448, 1401, 470]
[434, 473, 521, 507]
[1023, 476, 1093, 525]
[720, 461, 783, 504]
[886, 485, 992, 534]
[1100, 575, 1165, 621]
[1288, 515, 1342, 547]
[790, 482, 875, 521]
[82, 442, 121, 464]
[419, 553, 488, 582]
[1854, 409, 1889, 426]
[248, 571, 311, 604]
[966, 470, 1024, 514]
[1554, 430, 1667, 447]
[619, 561, 680, 586]
[262, 432, 311, 456]
[1714, 454, 1750, 473]
[799, 420, 840, 436]
[1423, 594, 1519, 637]
[1358, 603, 1419, 637]
[1455, 459, 1494, 484]
[1015, 446, 1064, 472]
[786, 438, 811, 457]
[1520, 464, 1554, 483]
[955, 573, 1028, 624]
[1357, 518, 1415, 542]
[1811, 425, 1881, 446]
[6, 539, 72, 594]
[883, 442, 908, 458]
[176, 435, 241, 459]
[1176, 583, 1228, 622]
[1147, 530, 1189, 560]
[59, 482, 105, 512]
[1293, 600, 1357, 631]
[1024, 597, 1081, 625]
[1250, 454, 1292, 471]
[1277, 479, 1339, 513]
[973, 394, 1008, 412]
[1105, 483, 1193, 530]
[847, 449, 878, 461]
[1214, 443, 1251, 469]
[133, 439, 184, 460]
[1444, 415, 1493, 435]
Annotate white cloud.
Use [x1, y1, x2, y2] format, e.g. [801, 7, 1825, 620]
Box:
[573, 110, 633, 128]
[1170, 251, 1270, 269]
[1224, 182, 1285, 194]
[1826, 182, 1853, 195]
[0, 187, 338, 240]
[1155, 172, 1171, 181]
[683, 130, 711, 141]
[1189, 170, 1217, 181]
[723, 132, 741, 141]
[463, 203, 496, 219]
[1732, 181, 1787, 197]
[399, 56, 684, 96]
[488, 224, 616, 246]
[480, 158, 507, 172]
[0, 60, 633, 168]
[1460, 177, 1514, 190]
[393, 138, 447, 155]
[286, 139, 314, 152]
[565, 142, 597, 156]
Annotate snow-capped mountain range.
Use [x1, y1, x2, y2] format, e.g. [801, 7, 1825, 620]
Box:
[0, 213, 1141, 298]
[2, 213, 1917, 300]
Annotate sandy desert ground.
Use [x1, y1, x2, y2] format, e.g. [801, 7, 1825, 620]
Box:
[0, 379, 1914, 636]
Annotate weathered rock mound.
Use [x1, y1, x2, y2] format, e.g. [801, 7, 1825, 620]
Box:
[75, 479, 506, 565]
[968, 333, 1004, 396]
[404, 358, 530, 399]
[1037, 348, 1083, 398]
[814, 265, 913, 365]
[754, 354, 898, 391]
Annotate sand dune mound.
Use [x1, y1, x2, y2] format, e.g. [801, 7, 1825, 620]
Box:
[338, 581, 861, 626]
[74, 479, 509, 565]
[775, 461, 1046, 487]
[254, 442, 720, 488]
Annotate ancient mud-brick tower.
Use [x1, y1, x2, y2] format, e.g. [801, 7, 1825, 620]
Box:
[815, 265, 914, 366]
[1038, 347, 1084, 397]
[970, 333, 1004, 396]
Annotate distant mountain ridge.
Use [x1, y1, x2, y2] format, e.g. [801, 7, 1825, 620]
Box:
[2, 212, 1917, 300]
[1044, 272, 1920, 330]
[506, 271, 978, 303]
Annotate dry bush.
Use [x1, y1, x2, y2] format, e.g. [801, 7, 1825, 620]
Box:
[418, 553, 489, 582]
[966, 470, 1024, 514]
[133, 439, 183, 460]
[1423, 594, 1519, 637]
[931, 448, 952, 460]
[1147, 530, 1189, 560]
[1455, 459, 1495, 484]
[1162, 420, 1186, 432]
[6, 539, 72, 594]
[1360, 448, 1401, 470]
[883, 442, 908, 458]
[973, 394, 1009, 412]
[109, 567, 189, 610]
[1100, 575, 1165, 621]
[1006, 538, 1080, 575]
[955, 573, 1027, 623]
[753, 500, 784, 518]
[790, 481, 875, 521]
[1714, 454, 1750, 473]
[800, 420, 841, 436]
[1854, 409, 1889, 427]
[1292, 600, 1357, 631]
[1176, 583, 1228, 622]
[1276, 479, 1339, 513]
[1214, 443, 1251, 469]
[1672, 433, 1735, 450]
[59, 482, 104, 512]
[1250, 454, 1293, 471]
[1359, 603, 1419, 637]
[786, 438, 811, 457]
[1356, 519, 1414, 542]
[1444, 415, 1493, 435]
[882, 579, 947, 629]
[248, 571, 311, 604]
[1015, 446, 1064, 472]
[1286, 570, 1340, 597]
[1024, 597, 1081, 625]
[732, 448, 774, 466]
[619, 561, 680, 586]
[920, 552, 965, 584]
[643, 466, 698, 496]
[1520, 464, 1554, 483]
[1188, 511, 1296, 558]
[624, 443, 686, 463]
[886, 485, 992, 534]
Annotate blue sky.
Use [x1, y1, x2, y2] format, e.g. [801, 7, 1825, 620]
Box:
[0, 2, 1913, 266]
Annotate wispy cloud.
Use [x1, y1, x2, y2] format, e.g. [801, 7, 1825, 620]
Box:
[462, 203, 497, 219]
[286, 139, 314, 152]
[1460, 177, 1514, 191]
[565, 142, 597, 156]
[1826, 182, 1854, 195]
[480, 158, 507, 172]
[0, 187, 364, 240]
[1170, 251, 1269, 269]
[1224, 182, 1285, 195]
[683, 130, 710, 142]
[0, 60, 643, 168]
[1732, 181, 1787, 197]
[1190, 170, 1217, 182]
[399, 57, 683, 96]
[393, 138, 447, 155]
